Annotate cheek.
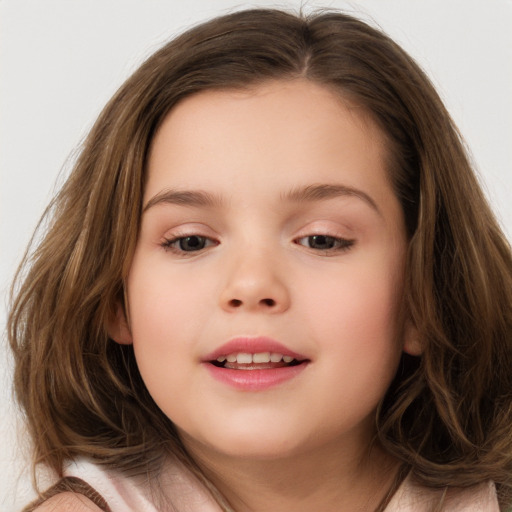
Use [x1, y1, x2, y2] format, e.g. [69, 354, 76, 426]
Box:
[298, 254, 405, 393]
[125, 257, 222, 408]
[303, 260, 403, 338]
[125, 265, 191, 384]
[127, 258, 212, 340]
[126, 269, 194, 416]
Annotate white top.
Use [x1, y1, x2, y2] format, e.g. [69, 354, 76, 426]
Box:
[385, 472, 498, 511]
[63, 458, 499, 512]
[64, 458, 222, 512]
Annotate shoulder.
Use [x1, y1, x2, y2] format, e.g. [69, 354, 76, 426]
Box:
[30, 492, 104, 512]
[443, 480, 499, 511]
[25, 475, 110, 512]
[386, 474, 499, 511]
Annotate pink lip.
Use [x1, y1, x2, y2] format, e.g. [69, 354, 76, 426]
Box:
[205, 364, 308, 391]
[203, 336, 306, 362]
[202, 336, 309, 391]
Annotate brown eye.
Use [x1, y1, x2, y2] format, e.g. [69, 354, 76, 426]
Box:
[305, 235, 336, 250]
[162, 235, 215, 253]
[178, 235, 207, 251]
[296, 235, 355, 252]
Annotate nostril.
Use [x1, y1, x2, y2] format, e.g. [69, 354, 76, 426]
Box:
[226, 298, 277, 308]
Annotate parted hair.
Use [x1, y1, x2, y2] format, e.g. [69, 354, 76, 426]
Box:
[9, 8, 512, 510]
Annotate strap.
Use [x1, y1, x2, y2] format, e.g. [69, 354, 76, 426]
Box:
[23, 476, 112, 512]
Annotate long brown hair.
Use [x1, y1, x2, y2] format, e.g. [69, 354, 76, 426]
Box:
[9, 8, 512, 510]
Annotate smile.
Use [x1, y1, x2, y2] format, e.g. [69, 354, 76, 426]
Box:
[213, 352, 300, 369]
[204, 337, 309, 390]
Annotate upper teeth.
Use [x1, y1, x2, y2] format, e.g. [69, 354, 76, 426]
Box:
[216, 352, 294, 364]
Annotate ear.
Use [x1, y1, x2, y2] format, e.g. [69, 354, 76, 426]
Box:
[107, 301, 133, 345]
[402, 320, 422, 356]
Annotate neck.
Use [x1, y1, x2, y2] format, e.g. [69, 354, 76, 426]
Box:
[182, 436, 402, 512]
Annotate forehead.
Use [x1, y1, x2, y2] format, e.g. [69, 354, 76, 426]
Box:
[145, 79, 392, 203]
[152, 79, 384, 149]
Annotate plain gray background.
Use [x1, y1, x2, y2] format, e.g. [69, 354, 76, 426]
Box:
[1, 1, 511, 510]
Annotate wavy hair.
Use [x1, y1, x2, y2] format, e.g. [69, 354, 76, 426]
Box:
[9, 8, 512, 510]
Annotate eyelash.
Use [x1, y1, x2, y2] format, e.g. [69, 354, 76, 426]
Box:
[160, 233, 355, 255]
[295, 234, 355, 254]
[161, 234, 217, 253]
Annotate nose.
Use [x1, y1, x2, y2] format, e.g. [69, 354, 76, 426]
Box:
[219, 252, 291, 314]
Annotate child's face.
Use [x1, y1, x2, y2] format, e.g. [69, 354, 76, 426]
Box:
[116, 80, 414, 463]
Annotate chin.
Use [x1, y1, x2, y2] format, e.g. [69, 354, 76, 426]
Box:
[180, 423, 309, 462]
[222, 439, 302, 460]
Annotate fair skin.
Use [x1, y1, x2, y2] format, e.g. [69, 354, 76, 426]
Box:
[86, 79, 418, 512]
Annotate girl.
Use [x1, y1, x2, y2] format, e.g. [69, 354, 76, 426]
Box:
[9, 8, 512, 512]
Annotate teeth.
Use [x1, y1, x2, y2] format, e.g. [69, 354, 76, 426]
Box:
[253, 352, 270, 363]
[236, 353, 252, 364]
[215, 352, 296, 364]
[270, 352, 283, 362]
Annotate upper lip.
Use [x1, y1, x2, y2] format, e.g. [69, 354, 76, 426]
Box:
[203, 336, 308, 362]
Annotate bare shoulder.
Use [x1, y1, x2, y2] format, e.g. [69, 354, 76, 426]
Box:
[31, 492, 105, 512]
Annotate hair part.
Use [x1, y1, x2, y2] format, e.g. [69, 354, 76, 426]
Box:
[9, 8, 512, 510]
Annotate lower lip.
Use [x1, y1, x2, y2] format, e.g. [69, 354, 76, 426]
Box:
[204, 363, 308, 391]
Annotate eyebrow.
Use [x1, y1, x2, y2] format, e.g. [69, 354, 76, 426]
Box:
[282, 183, 380, 214]
[143, 183, 380, 214]
[143, 189, 222, 212]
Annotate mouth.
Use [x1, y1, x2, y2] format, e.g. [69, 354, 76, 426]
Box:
[203, 337, 309, 390]
[210, 352, 305, 370]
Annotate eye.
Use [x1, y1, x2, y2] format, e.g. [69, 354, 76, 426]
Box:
[296, 234, 354, 252]
[162, 235, 216, 253]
